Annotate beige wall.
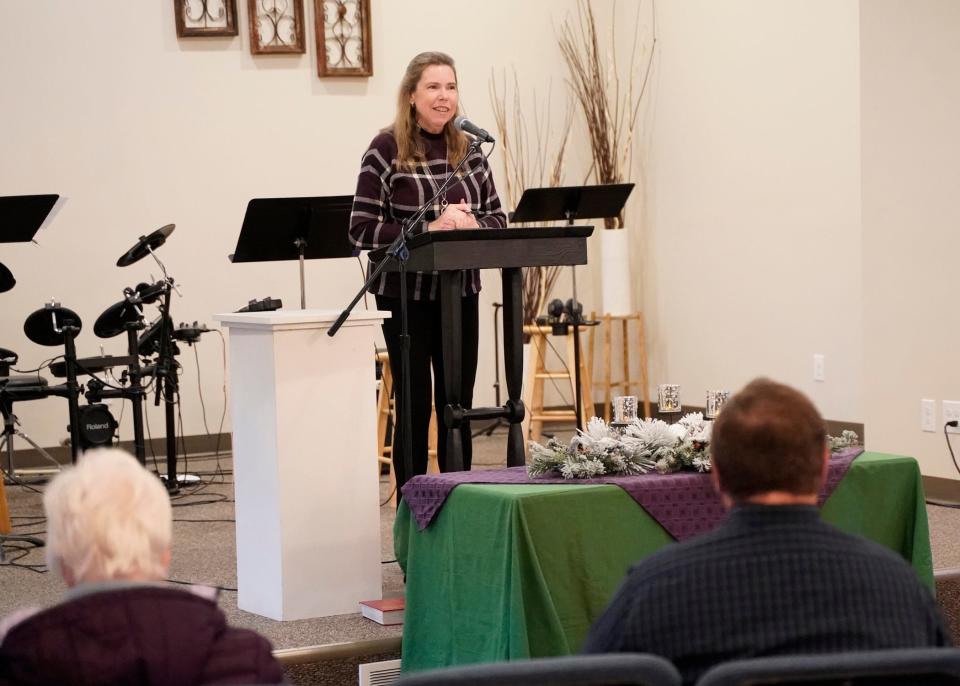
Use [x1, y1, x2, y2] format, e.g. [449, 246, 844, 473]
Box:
[0, 0, 579, 447]
[5, 1, 960, 486]
[640, 0, 863, 422]
[861, 0, 960, 479]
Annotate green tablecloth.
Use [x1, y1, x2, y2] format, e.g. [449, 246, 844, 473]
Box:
[394, 452, 933, 672]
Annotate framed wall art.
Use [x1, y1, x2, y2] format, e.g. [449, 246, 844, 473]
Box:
[174, 0, 239, 37]
[314, 0, 373, 77]
[248, 0, 306, 54]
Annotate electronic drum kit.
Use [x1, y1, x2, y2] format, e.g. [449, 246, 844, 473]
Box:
[1, 224, 209, 490]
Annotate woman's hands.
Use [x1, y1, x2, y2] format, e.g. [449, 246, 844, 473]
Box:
[428, 200, 480, 230]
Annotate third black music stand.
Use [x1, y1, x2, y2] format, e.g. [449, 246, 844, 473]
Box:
[510, 183, 634, 430]
[230, 196, 358, 308]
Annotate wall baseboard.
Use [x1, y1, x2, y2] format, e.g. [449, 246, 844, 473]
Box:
[924, 475, 960, 506]
[6, 410, 865, 472]
[7, 433, 232, 471]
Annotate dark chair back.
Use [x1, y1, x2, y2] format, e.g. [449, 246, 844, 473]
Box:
[695, 648, 960, 685]
[394, 653, 681, 686]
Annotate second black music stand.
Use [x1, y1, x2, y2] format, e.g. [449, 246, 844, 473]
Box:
[230, 196, 358, 308]
[510, 183, 634, 430]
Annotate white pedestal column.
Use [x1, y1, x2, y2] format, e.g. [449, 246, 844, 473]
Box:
[600, 228, 632, 315]
[212, 309, 388, 621]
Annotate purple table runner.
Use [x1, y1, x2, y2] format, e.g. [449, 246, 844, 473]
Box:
[401, 447, 863, 540]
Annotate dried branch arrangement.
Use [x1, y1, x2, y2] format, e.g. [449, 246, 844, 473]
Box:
[490, 70, 574, 326]
[559, 0, 656, 229]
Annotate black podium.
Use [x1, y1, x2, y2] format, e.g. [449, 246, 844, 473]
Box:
[371, 226, 593, 470]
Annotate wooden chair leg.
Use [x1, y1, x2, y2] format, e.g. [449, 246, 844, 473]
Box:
[427, 406, 439, 474]
[387, 461, 397, 508]
[621, 317, 629, 404]
[580, 328, 594, 424]
[636, 314, 651, 417]
[522, 330, 547, 446]
[566, 330, 592, 428]
[588, 311, 597, 418]
[0, 473, 10, 535]
[603, 315, 612, 422]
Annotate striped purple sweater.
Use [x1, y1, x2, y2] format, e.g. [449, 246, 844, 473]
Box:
[348, 128, 507, 300]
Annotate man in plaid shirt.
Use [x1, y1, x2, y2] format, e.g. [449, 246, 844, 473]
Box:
[582, 378, 948, 684]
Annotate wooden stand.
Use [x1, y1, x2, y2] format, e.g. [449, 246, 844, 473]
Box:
[376, 350, 438, 507]
[213, 308, 387, 621]
[588, 311, 651, 420]
[0, 475, 9, 534]
[521, 324, 594, 445]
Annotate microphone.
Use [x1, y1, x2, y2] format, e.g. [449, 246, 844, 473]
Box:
[454, 116, 495, 143]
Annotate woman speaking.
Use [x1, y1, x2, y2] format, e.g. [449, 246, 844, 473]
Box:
[349, 51, 506, 490]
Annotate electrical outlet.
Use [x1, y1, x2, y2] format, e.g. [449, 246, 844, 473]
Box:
[944, 400, 960, 433]
[813, 354, 825, 382]
[921, 399, 936, 432]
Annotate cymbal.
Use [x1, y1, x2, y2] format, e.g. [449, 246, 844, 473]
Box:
[24, 305, 82, 347]
[0, 261, 14, 293]
[116, 224, 175, 267]
[93, 299, 143, 339]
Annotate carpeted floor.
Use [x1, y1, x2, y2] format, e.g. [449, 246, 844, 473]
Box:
[0, 428, 538, 653]
[4, 431, 960, 681]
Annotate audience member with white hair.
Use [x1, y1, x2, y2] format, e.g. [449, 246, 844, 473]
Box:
[0, 448, 284, 685]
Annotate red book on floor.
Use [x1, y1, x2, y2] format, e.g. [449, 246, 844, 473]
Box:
[359, 597, 404, 625]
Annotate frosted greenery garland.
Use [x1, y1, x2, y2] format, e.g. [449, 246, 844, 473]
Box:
[828, 429, 860, 452]
[528, 413, 712, 479]
[528, 416, 862, 480]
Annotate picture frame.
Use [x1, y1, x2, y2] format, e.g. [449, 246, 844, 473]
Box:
[248, 0, 306, 54]
[314, 0, 373, 78]
[174, 0, 239, 37]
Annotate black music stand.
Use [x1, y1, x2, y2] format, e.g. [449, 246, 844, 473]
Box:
[0, 195, 62, 558]
[230, 196, 358, 309]
[0, 194, 62, 244]
[510, 183, 634, 430]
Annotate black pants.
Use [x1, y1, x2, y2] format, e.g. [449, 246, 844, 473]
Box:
[376, 293, 479, 489]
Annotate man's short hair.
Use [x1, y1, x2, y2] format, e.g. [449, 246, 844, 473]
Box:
[44, 448, 172, 582]
[711, 378, 827, 500]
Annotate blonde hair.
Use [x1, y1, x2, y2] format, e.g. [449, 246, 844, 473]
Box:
[391, 51, 469, 171]
[44, 448, 172, 583]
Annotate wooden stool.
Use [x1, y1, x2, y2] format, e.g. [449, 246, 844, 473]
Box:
[521, 324, 594, 446]
[376, 352, 438, 506]
[587, 312, 650, 421]
[0, 469, 10, 534]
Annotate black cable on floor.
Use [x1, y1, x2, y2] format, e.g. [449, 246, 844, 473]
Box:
[380, 485, 397, 507]
[167, 578, 237, 593]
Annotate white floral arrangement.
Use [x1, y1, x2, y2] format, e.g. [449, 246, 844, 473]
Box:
[528, 417, 862, 480]
[828, 429, 860, 452]
[528, 413, 713, 479]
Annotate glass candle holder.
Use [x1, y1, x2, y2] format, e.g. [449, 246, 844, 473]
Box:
[612, 395, 639, 425]
[658, 384, 681, 414]
[705, 390, 730, 419]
